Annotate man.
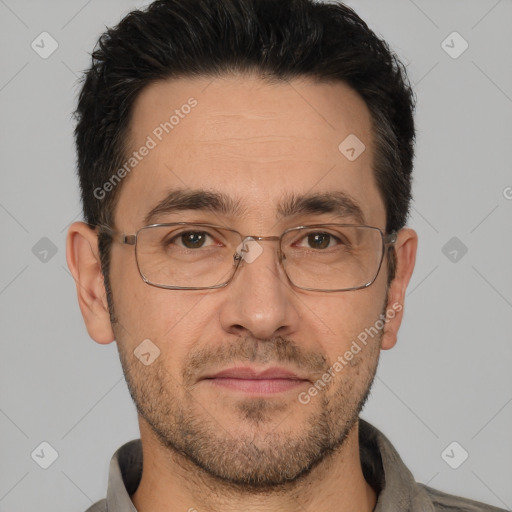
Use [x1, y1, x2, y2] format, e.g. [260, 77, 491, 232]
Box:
[66, 0, 505, 510]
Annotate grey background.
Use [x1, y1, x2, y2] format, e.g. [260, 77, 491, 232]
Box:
[0, 0, 511, 510]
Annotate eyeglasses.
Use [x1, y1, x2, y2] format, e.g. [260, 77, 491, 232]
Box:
[97, 222, 397, 292]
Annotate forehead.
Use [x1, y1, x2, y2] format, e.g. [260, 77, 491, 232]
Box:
[115, 74, 385, 231]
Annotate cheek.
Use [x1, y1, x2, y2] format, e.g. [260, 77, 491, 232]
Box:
[111, 266, 214, 355]
[307, 290, 386, 360]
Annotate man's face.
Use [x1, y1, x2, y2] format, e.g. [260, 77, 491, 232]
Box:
[108, 75, 392, 487]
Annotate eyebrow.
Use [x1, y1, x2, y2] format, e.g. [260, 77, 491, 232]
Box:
[143, 189, 246, 225]
[143, 188, 366, 226]
[279, 190, 366, 225]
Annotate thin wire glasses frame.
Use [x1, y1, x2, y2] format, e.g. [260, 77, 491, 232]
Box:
[97, 222, 398, 292]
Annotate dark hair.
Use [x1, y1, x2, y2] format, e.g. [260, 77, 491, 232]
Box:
[74, 0, 415, 316]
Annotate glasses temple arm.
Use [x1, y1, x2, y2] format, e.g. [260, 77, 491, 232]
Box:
[95, 224, 136, 245]
[384, 231, 398, 245]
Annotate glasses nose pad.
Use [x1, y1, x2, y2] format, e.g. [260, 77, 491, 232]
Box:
[278, 247, 285, 264]
[233, 237, 250, 264]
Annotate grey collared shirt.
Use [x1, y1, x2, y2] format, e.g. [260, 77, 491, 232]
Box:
[84, 419, 506, 511]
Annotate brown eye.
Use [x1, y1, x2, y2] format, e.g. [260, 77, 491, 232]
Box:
[179, 231, 208, 249]
[164, 231, 215, 249]
[307, 232, 332, 249]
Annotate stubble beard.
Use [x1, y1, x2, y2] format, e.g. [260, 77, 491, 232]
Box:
[116, 330, 382, 492]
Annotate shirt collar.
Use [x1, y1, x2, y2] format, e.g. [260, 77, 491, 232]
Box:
[358, 420, 435, 511]
[104, 419, 434, 511]
[106, 438, 141, 512]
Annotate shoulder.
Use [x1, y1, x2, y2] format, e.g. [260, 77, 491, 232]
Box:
[422, 485, 508, 511]
[83, 499, 107, 512]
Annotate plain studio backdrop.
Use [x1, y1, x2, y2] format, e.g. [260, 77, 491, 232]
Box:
[0, 1, 511, 510]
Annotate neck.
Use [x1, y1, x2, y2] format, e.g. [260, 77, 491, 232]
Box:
[131, 418, 377, 512]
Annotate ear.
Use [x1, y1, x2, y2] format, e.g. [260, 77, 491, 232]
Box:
[66, 221, 115, 344]
[380, 227, 418, 350]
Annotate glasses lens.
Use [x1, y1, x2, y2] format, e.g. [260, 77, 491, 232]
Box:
[135, 224, 239, 289]
[282, 225, 383, 291]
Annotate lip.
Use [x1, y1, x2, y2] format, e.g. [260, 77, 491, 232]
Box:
[204, 366, 307, 380]
[201, 366, 310, 394]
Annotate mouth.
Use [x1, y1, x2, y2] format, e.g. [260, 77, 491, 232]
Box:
[200, 366, 311, 394]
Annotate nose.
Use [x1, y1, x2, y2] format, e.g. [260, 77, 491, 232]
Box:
[218, 238, 300, 340]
